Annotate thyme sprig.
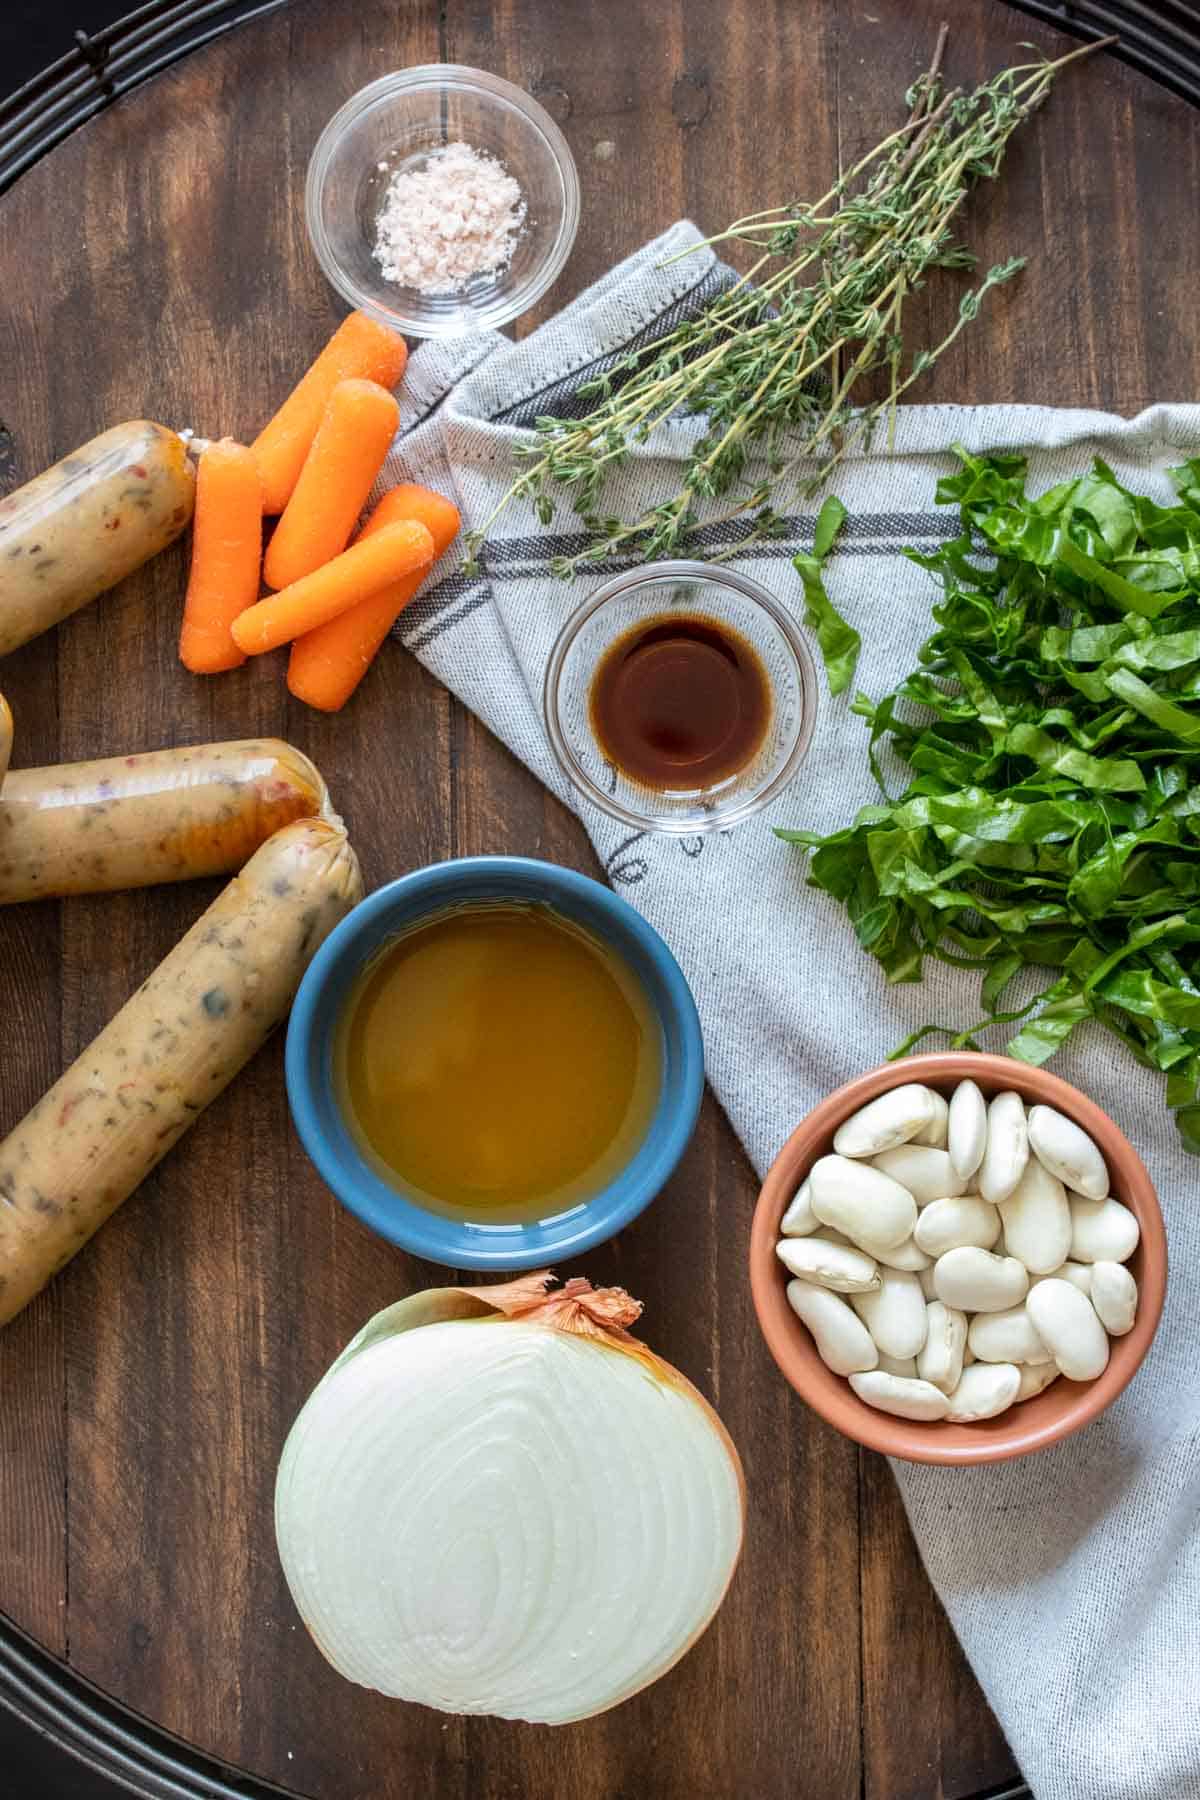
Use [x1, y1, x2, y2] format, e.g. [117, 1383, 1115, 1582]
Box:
[463, 27, 1113, 580]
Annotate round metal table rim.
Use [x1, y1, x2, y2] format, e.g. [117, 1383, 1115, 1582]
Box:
[4, 0, 1191, 1794]
[6, 0, 1200, 195]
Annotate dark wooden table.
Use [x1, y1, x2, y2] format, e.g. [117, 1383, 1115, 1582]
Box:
[0, 2, 1194, 1795]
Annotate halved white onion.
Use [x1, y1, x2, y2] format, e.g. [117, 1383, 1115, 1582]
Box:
[275, 1273, 744, 1725]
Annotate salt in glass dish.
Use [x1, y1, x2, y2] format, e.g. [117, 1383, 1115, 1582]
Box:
[305, 65, 580, 338]
[543, 562, 819, 835]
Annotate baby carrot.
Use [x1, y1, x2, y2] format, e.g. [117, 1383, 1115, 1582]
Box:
[178, 439, 263, 674]
[0, 691, 12, 788]
[287, 484, 461, 712]
[231, 520, 434, 656]
[262, 380, 400, 591]
[251, 312, 408, 515]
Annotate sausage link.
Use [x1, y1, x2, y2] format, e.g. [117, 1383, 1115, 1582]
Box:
[0, 817, 362, 1325]
[0, 738, 330, 903]
[0, 421, 196, 656]
[0, 692, 10, 790]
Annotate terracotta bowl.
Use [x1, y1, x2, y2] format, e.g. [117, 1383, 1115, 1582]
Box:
[749, 1052, 1167, 1465]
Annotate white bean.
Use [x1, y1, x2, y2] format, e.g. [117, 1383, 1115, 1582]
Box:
[978, 1090, 1030, 1204]
[1090, 1261, 1138, 1336]
[808, 1155, 918, 1252]
[779, 1074, 1135, 1430]
[914, 1196, 1002, 1257]
[933, 1247, 1029, 1313]
[998, 1155, 1071, 1274]
[871, 1144, 966, 1204]
[850, 1269, 929, 1359]
[776, 1235, 880, 1294]
[944, 1361, 1021, 1422]
[786, 1280, 879, 1376]
[1030, 1261, 1092, 1297]
[912, 1088, 949, 1148]
[1026, 1279, 1110, 1381]
[1070, 1195, 1140, 1264]
[948, 1078, 987, 1181]
[967, 1304, 1050, 1365]
[916, 1301, 967, 1394]
[872, 1235, 932, 1272]
[832, 1084, 939, 1159]
[1016, 1362, 1061, 1403]
[849, 1371, 950, 1421]
[780, 1179, 819, 1237]
[1028, 1103, 1109, 1200]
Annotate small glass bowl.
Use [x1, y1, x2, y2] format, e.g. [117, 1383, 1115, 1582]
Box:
[544, 562, 819, 835]
[305, 65, 580, 338]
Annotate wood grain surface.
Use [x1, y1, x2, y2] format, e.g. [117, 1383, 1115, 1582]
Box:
[0, 1, 1195, 1795]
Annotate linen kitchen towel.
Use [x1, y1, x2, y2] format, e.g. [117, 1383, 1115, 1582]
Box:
[374, 222, 1200, 1800]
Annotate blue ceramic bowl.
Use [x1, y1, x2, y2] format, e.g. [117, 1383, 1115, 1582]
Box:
[285, 857, 704, 1270]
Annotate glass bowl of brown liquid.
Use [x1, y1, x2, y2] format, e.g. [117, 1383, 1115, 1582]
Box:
[543, 562, 819, 834]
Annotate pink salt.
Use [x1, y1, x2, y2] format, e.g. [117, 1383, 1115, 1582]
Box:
[372, 141, 527, 296]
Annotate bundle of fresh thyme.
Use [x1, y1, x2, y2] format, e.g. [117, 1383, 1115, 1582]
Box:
[464, 25, 1111, 581]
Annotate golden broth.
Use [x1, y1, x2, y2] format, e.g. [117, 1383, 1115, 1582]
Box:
[335, 901, 662, 1222]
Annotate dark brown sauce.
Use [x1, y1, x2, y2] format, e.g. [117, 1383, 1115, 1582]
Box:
[589, 612, 771, 789]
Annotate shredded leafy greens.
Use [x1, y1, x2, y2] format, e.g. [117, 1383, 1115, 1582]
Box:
[795, 496, 858, 695]
[776, 446, 1200, 1151]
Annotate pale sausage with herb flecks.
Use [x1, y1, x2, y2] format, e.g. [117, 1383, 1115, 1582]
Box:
[0, 738, 330, 904]
[0, 817, 361, 1327]
[0, 421, 195, 656]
